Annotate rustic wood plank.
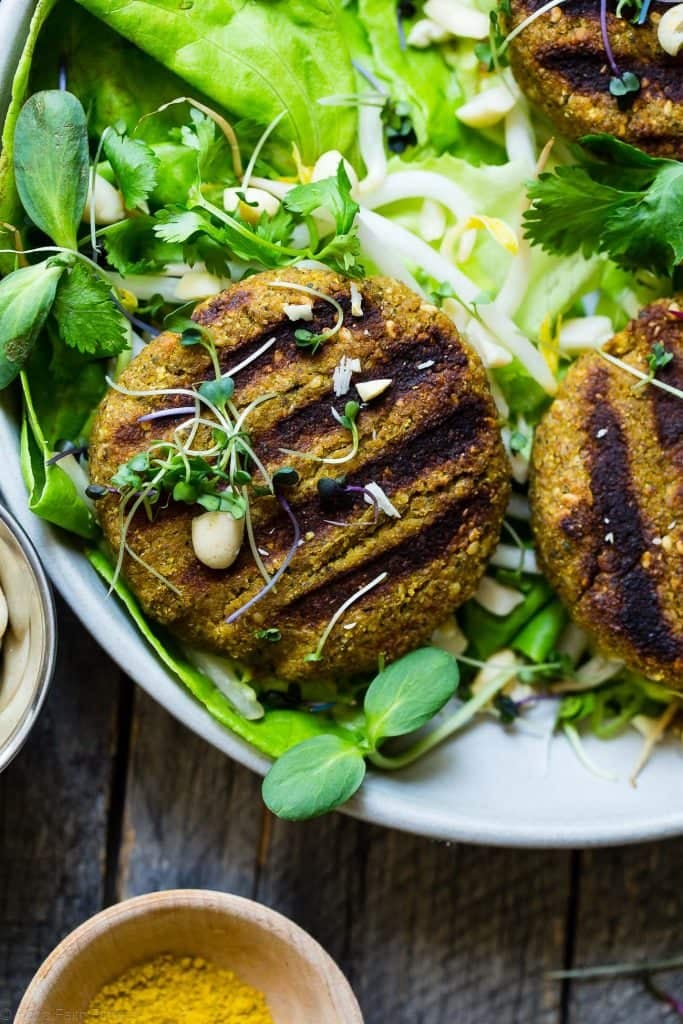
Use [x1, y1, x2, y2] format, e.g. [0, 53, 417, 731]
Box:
[0, 599, 123, 1018]
[116, 687, 572, 1024]
[568, 841, 683, 1023]
[256, 815, 571, 1024]
[117, 689, 263, 900]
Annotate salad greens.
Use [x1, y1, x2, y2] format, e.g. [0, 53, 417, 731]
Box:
[73, 0, 358, 165]
[0, 0, 681, 820]
[13, 90, 89, 250]
[526, 135, 683, 277]
[264, 648, 459, 819]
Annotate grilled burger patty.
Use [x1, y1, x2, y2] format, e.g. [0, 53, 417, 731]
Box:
[530, 299, 683, 687]
[508, 0, 683, 156]
[90, 269, 510, 683]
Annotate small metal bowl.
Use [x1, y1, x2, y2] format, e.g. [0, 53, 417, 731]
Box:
[0, 503, 57, 772]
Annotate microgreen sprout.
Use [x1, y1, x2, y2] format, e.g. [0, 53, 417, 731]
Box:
[304, 571, 389, 662]
[396, 1, 416, 50]
[381, 99, 417, 154]
[599, 0, 641, 99]
[280, 401, 361, 466]
[254, 627, 282, 642]
[226, 483, 302, 625]
[46, 440, 88, 465]
[317, 476, 380, 524]
[269, 280, 345, 353]
[632, 340, 675, 391]
[600, 349, 683, 401]
[181, 324, 222, 380]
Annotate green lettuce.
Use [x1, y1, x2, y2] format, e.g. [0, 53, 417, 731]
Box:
[20, 367, 99, 539]
[0, 0, 57, 273]
[350, 0, 463, 153]
[87, 548, 352, 758]
[72, 0, 356, 164]
[29, 3, 207, 141]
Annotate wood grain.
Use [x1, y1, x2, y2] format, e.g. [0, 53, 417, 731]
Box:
[567, 842, 683, 1022]
[6, 601, 683, 1024]
[0, 599, 123, 1019]
[117, 689, 263, 900]
[254, 817, 569, 1023]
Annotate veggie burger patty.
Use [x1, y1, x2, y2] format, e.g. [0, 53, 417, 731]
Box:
[530, 299, 683, 687]
[508, 0, 683, 156]
[90, 269, 510, 683]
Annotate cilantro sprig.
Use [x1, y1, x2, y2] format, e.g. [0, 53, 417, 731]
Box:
[524, 135, 683, 278]
[154, 163, 363, 278]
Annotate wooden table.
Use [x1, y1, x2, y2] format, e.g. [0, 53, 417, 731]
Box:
[2, 598, 682, 1023]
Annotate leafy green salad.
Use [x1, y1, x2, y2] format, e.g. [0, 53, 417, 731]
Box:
[0, 0, 681, 820]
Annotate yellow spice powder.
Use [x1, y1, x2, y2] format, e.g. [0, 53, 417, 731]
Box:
[84, 953, 274, 1024]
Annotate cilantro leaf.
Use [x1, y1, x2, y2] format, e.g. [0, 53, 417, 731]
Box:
[154, 207, 210, 245]
[284, 163, 359, 235]
[103, 129, 160, 210]
[101, 216, 179, 274]
[51, 262, 129, 356]
[524, 134, 683, 277]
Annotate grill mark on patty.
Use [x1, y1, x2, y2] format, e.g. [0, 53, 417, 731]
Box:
[256, 334, 469, 458]
[584, 366, 683, 663]
[256, 393, 493, 543]
[286, 489, 492, 626]
[652, 351, 683, 451]
[171, 394, 495, 594]
[540, 47, 683, 101]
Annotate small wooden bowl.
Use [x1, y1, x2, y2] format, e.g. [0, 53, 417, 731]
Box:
[15, 889, 363, 1023]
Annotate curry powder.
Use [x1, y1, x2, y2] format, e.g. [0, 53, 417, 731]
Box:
[84, 953, 274, 1023]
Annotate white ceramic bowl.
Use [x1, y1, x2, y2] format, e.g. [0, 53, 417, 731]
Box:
[2, 0, 683, 847]
[0, 502, 56, 771]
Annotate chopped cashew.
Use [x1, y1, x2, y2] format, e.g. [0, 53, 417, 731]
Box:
[658, 3, 683, 55]
[82, 174, 126, 224]
[223, 186, 281, 225]
[356, 378, 393, 402]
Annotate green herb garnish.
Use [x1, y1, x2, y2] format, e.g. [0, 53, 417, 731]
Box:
[262, 647, 459, 819]
[524, 134, 683, 277]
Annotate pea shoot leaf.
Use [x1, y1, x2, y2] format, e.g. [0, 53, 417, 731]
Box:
[52, 261, 129, 356]
[0, 261, 65, 389]
[103, 129, 160, 210]
[262, 734, 366, 820]
[364, 647, 459, 747]
[524, 134, 683, 277]
[13, 90, 89, 250]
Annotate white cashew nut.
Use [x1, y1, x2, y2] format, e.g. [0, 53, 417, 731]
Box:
[658, 3, 683, 56]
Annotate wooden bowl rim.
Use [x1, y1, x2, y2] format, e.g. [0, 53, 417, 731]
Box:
[15, 888, 364, 1022]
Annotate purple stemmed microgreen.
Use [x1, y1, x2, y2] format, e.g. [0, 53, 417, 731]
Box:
[137, 406, 197, 424]
[599, 0, 641, 98]
[226, 467, 302, 625]
[114, 297, 161, 338]
[46, 441, 88, 466]
[317, 475, 379, 524]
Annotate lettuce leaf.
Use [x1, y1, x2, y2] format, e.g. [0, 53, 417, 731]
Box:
[375, 153, 602, 338]
[87, 548, 352, 758]
[72, 0, 356, 164]
[350, 0, 463, 153]
[29, 3, 209, 140]
[20, 367, 99, 539]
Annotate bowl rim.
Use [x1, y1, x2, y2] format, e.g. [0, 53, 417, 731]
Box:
[15, 888, 364, 1022]
[0, 501, 57, 773]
